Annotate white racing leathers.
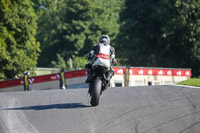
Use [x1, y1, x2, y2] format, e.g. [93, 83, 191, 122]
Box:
[92, 43, 112, 70]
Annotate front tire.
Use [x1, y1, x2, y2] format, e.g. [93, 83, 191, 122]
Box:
[90, 78, 102, 106]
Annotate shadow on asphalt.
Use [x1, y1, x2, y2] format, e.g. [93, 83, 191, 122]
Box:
[3, 103, 90, 110]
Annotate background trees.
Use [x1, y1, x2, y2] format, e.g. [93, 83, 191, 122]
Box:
[36, 0, 122, 70]
[1, 0, 200, 79]
[0, 0, 40, 79]
[117, 0, 200, 77]
[33, 0, 67, 67]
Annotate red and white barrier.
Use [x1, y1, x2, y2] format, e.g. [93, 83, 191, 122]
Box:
[113, 68, 191, 76]
[0, 67, 191, 89]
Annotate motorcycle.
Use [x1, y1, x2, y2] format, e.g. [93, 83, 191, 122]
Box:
[88, 53, 114, 106]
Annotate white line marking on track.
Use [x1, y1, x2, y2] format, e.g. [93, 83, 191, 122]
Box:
[1, 98, 39, 133]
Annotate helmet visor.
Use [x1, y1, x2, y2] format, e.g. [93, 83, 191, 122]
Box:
[102, 38, 108, 42]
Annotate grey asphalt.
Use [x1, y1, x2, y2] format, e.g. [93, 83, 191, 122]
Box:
[1, 85, 200, 133]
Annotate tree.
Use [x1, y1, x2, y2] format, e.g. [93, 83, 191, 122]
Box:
[33, 0, 67, 67]
[35, 0, 122, 68]
[0, 0, 40, 79]
[63, 57, 88, 71]
[117, 0, 200, 77]
[51, 54, 67, 69]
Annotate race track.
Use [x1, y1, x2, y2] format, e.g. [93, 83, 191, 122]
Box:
[1, 85, 200, 133]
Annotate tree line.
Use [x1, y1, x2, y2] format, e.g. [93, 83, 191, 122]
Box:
[0, 0, 200, 79]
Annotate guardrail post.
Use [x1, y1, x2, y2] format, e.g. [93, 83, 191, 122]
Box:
[59, 68, 67, 89]
[24, 71, 30, 91]
[124, 65, 130, 87]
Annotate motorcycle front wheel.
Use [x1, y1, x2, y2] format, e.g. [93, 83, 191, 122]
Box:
[90, 78, 102, 106]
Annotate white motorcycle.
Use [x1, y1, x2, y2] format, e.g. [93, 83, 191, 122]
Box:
[88, 53, 114, 106]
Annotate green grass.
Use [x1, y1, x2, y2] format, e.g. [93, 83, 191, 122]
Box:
[178, 78, 200, 87]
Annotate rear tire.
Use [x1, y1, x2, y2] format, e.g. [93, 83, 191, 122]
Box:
[90, 78, 102, 106]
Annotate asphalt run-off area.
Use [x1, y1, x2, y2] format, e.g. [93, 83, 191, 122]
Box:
[1, 85, 200, 133]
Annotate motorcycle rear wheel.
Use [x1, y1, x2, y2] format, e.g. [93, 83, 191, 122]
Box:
[90, 78, 102, 106]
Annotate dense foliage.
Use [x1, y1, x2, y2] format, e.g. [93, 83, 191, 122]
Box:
[35, 0, 122, 70]
[1, 0, 200, 79]
[117, 0, 200, 77]
[0, 0, 40, 79]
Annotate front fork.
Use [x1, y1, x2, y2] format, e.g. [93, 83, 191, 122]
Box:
[88, 70, 114, 96]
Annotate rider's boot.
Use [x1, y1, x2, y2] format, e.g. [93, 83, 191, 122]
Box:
[85, 68, 92, 83]
[106, 70, 114, 82]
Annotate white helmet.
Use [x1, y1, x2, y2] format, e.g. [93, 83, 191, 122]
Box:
[99, 35, 110, 45]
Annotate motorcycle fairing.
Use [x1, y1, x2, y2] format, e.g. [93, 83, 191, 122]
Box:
[92, 56, 111, 70]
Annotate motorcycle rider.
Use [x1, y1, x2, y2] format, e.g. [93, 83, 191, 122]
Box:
[85, 35, 117, 83]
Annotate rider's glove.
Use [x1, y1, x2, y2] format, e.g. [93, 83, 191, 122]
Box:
[112, 58, 117, 65]
[86, 53, 92, 59]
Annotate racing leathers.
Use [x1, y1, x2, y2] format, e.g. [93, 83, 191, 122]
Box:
[85, 43, 116, 83]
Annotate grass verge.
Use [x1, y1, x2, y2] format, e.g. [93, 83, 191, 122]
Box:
[178, 78, 200, 87]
